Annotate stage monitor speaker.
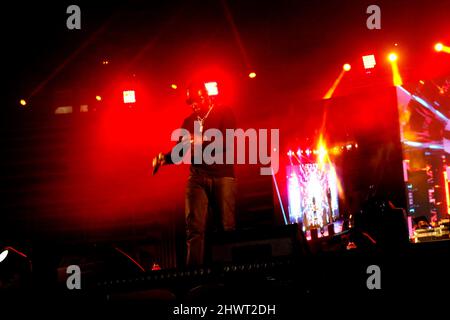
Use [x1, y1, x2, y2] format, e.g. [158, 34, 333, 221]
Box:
[207, 223, 307, 264]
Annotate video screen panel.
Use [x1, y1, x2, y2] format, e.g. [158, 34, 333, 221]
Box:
[396, 78, 450, 241]
[286, 163, 339, 230]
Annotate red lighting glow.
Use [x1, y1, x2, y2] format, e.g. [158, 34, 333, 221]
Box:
[4, 246, 28, 259]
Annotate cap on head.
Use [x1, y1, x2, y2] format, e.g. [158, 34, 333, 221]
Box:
[186, 82, 209, 106]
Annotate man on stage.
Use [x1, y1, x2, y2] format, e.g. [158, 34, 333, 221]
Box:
[152, 82, 237, 266]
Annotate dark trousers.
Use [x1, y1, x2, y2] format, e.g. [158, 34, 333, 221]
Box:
[185, 174, 236, 266]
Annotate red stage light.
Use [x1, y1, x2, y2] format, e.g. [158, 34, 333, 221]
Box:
[123, 90, 136, 104]
[343, 63, 351, 71]
[388, 53, 398, 62]
[434, 42, 450, 54]
[248, 72, 256, 79]
[362, 55, 376, 69]
[170, 84, 178, 90]
[204, 82, 218, 96]
[388, 52, 402, 86]
[95, 95, 102, 101]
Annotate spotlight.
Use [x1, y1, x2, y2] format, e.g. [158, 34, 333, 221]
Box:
[388, 52, 402, 86]
[123, 90, 136, 104]
[362, 54, 376, 69]
[171, 84, 178, 90]
[323, 65, 348, 99]
[95, 95, 102, 101]
[434, 42, 450, 53]
[204, 82, 218, 96]
[388, 53, 398, 62]
[19, 99, 27, 106]
[248, 72, 256, 79]
[435, 43, 444, 52]
[0, 249, 8, 263]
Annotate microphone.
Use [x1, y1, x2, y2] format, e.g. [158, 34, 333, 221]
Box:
[152, 152, 165, 175]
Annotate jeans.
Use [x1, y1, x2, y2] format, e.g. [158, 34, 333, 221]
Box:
[185, 174, 236, 266]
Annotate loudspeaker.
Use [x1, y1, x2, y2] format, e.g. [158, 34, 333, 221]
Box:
[207, 223, 307, 264]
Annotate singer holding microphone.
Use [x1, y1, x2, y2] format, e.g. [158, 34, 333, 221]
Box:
[152, 82, 237, 266]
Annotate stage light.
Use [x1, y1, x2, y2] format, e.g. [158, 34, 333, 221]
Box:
[317, 146, 327, 156]
[19, 99, 27, 106]
[434, 42, 450, 53]
[388, 53, 398, 62]
[123, 90, 136, 104]
[323, 69, 345, 99]
[55, 106, 73, 114]
[171, 84, 178, 90]
[332, 146, 340, 155]
[95, 95, 102, 101]
[362, 55, 376, 69]
[388, 52, 402, 86]
[343, 63, 351, 71]
[204, 82, 218, 96]
[0, 249, 8, 263]
[248, 72, 256, 79]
